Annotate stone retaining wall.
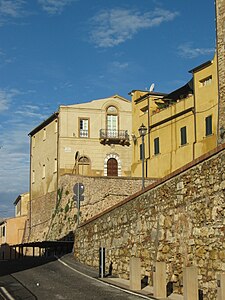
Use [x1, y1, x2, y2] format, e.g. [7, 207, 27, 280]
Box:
[74, 145, 225, 299]
[27, 175, 152, 242]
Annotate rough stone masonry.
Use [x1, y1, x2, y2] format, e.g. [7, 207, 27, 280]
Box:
[74, 144, 225, 300]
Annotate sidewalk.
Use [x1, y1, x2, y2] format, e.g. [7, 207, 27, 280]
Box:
[59, 253, 183, 300]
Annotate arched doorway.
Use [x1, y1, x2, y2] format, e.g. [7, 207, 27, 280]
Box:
[78, 156, 91, 176]
[107, 158, 118, 176]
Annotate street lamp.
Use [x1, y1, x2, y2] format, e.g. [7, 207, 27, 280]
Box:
[138, 123, 147, 189]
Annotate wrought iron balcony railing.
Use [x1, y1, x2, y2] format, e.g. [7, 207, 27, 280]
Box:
[99, 129, 130, 145]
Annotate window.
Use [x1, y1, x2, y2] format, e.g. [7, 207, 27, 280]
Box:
[79, 119, 89, 138]
[43, 128, 46, 141]
[106, 106, 118, 138]
[2, 226, 5, 237]
[154, 137, 160, 155]
[200, 76, 212, 87]
[205, 115, 212, 136]
[42, 164, 46, 179]
[180, 126, 187, 145]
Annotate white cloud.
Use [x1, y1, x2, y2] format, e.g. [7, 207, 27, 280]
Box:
[0, 88, 20, 112]
[0, 0, 25, 17]
[178, 43, 215, 59]
[0, 0, 26, 26]
[90, 8, 179, 48]
[38, 0, 76, 15]
[111, 61, 129, 70]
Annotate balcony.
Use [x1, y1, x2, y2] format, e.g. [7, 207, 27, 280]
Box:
[99, 129, 130, 145]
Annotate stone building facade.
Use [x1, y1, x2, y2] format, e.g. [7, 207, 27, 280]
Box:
[74, 144, 225, 299]
[216, 0, 225, 143]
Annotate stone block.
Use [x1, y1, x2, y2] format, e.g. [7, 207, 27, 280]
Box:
[217, 273, 225, 300]
[129, 257, 141, 291]
[183, 266, 198, 300]
[153, 262, 166, 298]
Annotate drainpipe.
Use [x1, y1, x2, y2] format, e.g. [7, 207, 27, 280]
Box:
[215, 0, 221, 145]
[192, 77, 197, 160]
[56, 111, 60, 206]
[28, 134, 32, 239]
[147, 97, 151, 177]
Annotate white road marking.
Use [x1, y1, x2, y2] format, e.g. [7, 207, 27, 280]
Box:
[56, 256, 154, 300]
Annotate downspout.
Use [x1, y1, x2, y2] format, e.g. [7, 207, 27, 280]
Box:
[147, 97, 151, 177]
[28, 134, 32, 239]
[56, 111, 60, 206]
[192, 77, 197, 160]
[215, 0, 221, 145]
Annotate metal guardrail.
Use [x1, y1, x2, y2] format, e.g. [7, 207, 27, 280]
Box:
[99, 129, 129, 140]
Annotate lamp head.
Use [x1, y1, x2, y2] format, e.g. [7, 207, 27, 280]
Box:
[138, 123, 147, 137]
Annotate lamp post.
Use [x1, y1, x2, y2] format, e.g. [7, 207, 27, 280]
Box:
[138, 123, 147, 189]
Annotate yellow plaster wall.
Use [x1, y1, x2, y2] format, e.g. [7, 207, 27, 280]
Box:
[131, 54, 218, 178]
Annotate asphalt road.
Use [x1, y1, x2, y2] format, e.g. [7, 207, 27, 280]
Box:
[0, 256, 147, 300]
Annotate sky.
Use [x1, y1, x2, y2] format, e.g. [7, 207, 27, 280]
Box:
[0, 0, 216, 218]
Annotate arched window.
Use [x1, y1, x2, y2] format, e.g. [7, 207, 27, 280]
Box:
[107, 158, 118, 176]
[106, 106, 118, 138]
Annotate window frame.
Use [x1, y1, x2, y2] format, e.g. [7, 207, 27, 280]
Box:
[205, 115, 212, 136]
[180, 126, 187, 146]
[79, 117, 90, 138]
[154, 137, 160, 155]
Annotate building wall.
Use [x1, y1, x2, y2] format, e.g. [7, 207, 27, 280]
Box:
[58, 95, 132, 177]
[74, 144, 225, 300]
[131, 54, 218, 178]
[194, 55, 218, 157]
[15, 192, 29, 217]
[30, 118, 58, 200]
[216, 0, 225, 142]
[29, 95, 132, 202]
[0, 216, 27, 259]
[27, 175, 153, 242]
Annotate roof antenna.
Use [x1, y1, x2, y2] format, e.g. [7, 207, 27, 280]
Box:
[149, 83, 155, 92]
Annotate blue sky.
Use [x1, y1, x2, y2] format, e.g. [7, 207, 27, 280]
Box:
[0, 0, 215, 217]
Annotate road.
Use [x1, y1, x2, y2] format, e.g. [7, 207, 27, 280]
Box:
[0, 255, 148, 300]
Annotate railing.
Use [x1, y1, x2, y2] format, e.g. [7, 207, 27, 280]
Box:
[80, 129, 88, 138]
[99, 129, 130, 145]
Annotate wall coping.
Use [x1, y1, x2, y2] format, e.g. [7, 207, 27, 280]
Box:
[61, 173, 157, 181]
[78, 142, 225, 228]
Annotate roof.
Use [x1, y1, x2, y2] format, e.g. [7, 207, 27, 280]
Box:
[132, 91, 168, 103]
[162, 79, 193, 102]
[62, 94, 131, 109]
[14, 192, 29, 205]
[28, 112, 59, 136]
[0, 218, 6, 225]
[188, 60, 212, 73]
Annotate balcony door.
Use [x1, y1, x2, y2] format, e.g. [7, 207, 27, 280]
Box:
[107, 158, 118, 176]
[107, 106, 118, 138]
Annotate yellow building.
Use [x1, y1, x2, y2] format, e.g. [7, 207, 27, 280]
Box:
[131, 53, 218, 178]
[29, 94, 132, 200]
[0, 193, 28, 259]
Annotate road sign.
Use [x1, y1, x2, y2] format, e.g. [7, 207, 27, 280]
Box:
[73, 183, 84, 203]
